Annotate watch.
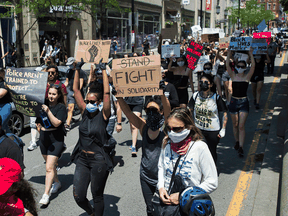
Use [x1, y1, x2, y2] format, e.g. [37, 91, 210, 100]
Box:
[117, 123, 122, 126]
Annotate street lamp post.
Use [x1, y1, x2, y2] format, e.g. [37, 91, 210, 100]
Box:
[132, 0, 135, 52]
[200, 0, 203, 28]
[238, 0, 240, 29]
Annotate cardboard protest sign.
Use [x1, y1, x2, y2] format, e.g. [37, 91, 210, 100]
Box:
[257, 19, 267, 32]
[111, 55, 163, 97]
[185, 41, 203, 70]
[75, 40, 111, 64]
[161, 25, 177, 40]
[251, 39, 268, 55]
[191, 25, 201, 33]
[201, 34, 219, 43]
[194, 55, 210, 72]
[161, 44, 180, 58]
[219, 37, 230, 49]
[229, 37, 252, 51]
[5, 68, 48, 117]
[253, 32, 271, 45]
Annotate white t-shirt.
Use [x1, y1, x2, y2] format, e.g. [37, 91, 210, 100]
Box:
[157, 140, 218, 194]
[43, 45, 53, 56]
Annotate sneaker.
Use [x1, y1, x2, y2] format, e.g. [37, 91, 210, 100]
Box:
[129, 145, 132, 150]
[255, 104, 260, 110]
[234, 141, 240, 151]
[131, 147, 137, 157]
[65, 124, 71, 132]
[27, 142, 38, 151]
[50, 181, 61, 194]
[39, 194, 50, 205]
[238, 147, 244, 158]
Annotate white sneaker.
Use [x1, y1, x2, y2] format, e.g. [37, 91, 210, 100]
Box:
[50, 181, 61, 194]
[39, 194, 50, 205]
[27, 142, 38, 151]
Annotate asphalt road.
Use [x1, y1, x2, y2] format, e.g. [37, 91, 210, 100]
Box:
[20, 54, 287, 216]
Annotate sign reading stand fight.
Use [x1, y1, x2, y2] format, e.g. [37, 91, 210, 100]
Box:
[161, 44, 180, 58]
[185, 41, 203, 70]
[111, 55, 163, 97]
[229, 37, 252, 51]
[5, 68, 48, 117]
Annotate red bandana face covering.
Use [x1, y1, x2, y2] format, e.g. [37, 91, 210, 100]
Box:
[170, 137, 192, 154]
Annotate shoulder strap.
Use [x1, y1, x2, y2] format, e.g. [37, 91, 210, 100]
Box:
[0, 135, 7, 144]
[168, 154, 182, 192]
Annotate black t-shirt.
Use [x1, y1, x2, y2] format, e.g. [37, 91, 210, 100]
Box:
[254, 56, 266, 75]
[143, 41, 149, 50]
[66, 69, 86, 91]
[78, 110, 109, 153]
[0, 81, 12, 104]
[0, 133, 25, 170]
[36, 103, 67, 132]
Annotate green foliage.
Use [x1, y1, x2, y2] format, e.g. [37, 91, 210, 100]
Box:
[227, 0, 274, 27]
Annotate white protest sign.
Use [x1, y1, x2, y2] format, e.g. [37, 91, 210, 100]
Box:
[191, 25, 201, 33]
[202, 28, 219, 34]
[219, 32, 225, 38]
[161, 44, 180, 58]
[234, 52, 249, 62]
[194, 55, 210, 72]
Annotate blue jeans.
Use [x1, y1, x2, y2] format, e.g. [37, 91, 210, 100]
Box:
[0, 103, 12, 133]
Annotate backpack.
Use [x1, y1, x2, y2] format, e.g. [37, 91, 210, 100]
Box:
[0, 133, 25, 155]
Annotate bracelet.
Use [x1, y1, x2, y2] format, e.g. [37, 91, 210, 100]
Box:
[117, 123, 122, 126]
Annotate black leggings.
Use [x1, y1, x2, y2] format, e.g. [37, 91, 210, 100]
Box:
[140, 178, 156, 216]
[73, 152, 109, 216]
[201, 130, 220, 164]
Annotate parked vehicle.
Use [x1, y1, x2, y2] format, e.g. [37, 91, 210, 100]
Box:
[8, 102, 30, 136]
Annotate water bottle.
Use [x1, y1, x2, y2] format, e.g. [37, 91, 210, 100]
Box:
[39, 110, 51, 129]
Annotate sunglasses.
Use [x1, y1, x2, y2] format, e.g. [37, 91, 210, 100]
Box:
[48, 71, 56, 75]
[200, 80, 210, 85]
[204, 68, 211, 70]
[237, 65, 246, 69]
[146, 107, 159, 113]
[84, 100, 97, 104]
[166, 125, 185, 133]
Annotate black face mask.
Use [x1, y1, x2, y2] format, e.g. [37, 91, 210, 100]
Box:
[146, 111, 165, 131]
[200, 82, 209, 91]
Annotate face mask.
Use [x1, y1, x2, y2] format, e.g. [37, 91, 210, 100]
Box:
[177, 61, 185, 67]
[45, 43, 47, 45]
[146, 111, 165, 131]
[168, 129, 190, 143]
[86, 102, 103, 113]
[97, 78, 103, 83]
[69, 65, 74, 70]
[235, 67, 245, 74]
[200, 82, 209, 91]
[204, 69, 211, 74]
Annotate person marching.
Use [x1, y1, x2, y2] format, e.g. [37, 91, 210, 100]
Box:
[117, 82, 171, 216]
[188, 73, 228, 164]
[37, 84, 67, 205]
[72, 59, 112, 216]
[251, 53, 270, 110]
[226, 47, 255, 157]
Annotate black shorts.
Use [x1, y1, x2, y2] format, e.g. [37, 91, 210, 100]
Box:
[228, 97, 249, 114]
[39, 130, 65, 157]
[176, 88, 189, 105]
[128, 104, 143, 113]
[250, 72, 264, 83]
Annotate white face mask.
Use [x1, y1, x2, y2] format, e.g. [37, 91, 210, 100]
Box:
[204, 69, 211, 74]
[235, 67, 245, 74]
[168, 129, 190, 143]
[177, 61, 185, 67]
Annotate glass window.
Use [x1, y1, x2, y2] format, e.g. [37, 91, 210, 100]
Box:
[154, 16, 159, 21]
[138, 14, 144, 20]
[144, 15, 153, 21]
[108, 10, 121, 17]
[273, 4, 276, 9]
[122, 11, 129, 18]
[268, 4, 271, 9]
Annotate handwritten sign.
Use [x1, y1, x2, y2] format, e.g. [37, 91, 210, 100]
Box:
[253, 32, 271, 45]
[229, 37, 252, 51]
[161, 44, 180, 58]
[251, 39, 267, 55]
[75, 40, 111, 64]
[185, 41, 203, 70]
[5, 68, 48, 117]
[219, 37, 230, 49]
[111, 55, 163, 97]
[161, 25, 177, 40]
[201, 34, 219, 43]
[194, 55, 210, 72]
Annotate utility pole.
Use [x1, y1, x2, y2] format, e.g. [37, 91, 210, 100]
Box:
[238, 0, 240, 29]
[132, 0, 135, 52]
[200, 0, 203, 28]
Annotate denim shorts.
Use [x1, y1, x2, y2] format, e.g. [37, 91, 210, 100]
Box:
[228, 97, 249, 114]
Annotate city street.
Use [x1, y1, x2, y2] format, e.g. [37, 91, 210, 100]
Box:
[20, 53, 288, 216]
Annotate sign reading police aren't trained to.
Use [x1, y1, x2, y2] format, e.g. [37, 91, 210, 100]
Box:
[5, 68, 48, 117]
[111, 55, 163, 97]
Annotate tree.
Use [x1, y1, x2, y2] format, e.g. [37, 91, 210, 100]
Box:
[227, 0, 274, 29]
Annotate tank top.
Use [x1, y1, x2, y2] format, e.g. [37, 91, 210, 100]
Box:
[140, 125, 165, 186]
[232, 81, 249, 97]
[78, 110, 109, 153]
[173, 75, 189, 87]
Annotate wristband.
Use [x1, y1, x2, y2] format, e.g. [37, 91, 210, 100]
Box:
[117, 123, 122, 126]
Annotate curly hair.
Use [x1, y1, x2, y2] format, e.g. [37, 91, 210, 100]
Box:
[13, 179, 38, 216]
[162, 108, 203, 149]
[88, 80, 104, 100]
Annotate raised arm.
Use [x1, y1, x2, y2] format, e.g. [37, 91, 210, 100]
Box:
[226, 49, 236, 80]
[100, 60, 111, 121]
[246, 47, 255, 81]
[187, 68, 194, 93]
[168, 57, 175, 72]
[159, 80, 171, 122]
[73, 59, 86, 114]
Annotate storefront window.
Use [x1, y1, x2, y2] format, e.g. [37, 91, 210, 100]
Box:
[182, 16, 194, 39]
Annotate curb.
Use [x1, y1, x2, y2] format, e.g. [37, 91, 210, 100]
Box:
[280, 126, 288, 216]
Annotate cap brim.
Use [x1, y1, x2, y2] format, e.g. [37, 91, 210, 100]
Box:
[66, 62, 73, 66]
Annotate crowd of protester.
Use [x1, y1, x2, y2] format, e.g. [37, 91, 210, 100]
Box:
[0, 29, 285, 216]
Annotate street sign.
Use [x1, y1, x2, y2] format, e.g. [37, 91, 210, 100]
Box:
[182, 0, 190, 5]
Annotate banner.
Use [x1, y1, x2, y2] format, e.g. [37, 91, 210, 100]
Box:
[253, 32, 271, 45]
[111, 55, 163, 97]
[75, 40, 111, 64]
[229, 37, 252, 51]
[206, 0, 211, 11]
[219, 37, 230, 49]
[161, 44, 181, 58]
[5, 68, 48, 117]
[194, 55, 210, 72]
[185, 41, 203, 70]
[251, 39, 268, 55]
